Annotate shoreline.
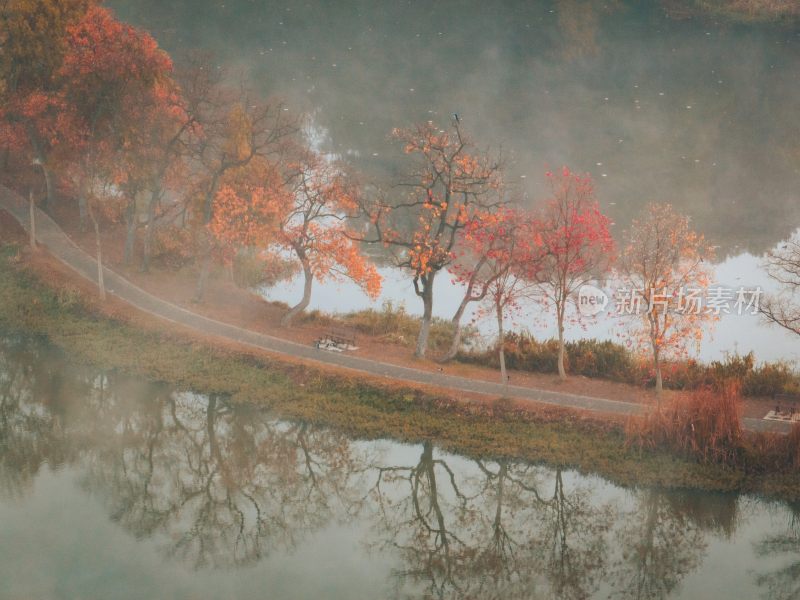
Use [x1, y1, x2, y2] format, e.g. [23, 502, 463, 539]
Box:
[1, 240, 799, 502]
[0, 187, 790, 432]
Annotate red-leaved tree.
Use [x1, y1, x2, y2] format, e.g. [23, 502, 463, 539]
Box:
[533, 167, 615, 379]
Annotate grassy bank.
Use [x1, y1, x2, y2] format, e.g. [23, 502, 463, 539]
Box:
[1, 243, 798, 500]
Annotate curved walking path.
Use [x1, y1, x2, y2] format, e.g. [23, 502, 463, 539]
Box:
[0, 185, 790, 433]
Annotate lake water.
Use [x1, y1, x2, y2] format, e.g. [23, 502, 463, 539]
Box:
[106, 0, 800, 365]
[1, 333, 799, 599]
[259, 248, 800, 364]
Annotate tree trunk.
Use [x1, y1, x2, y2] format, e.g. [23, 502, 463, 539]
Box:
[556, 305, 567, 380]
[441, 322, 463, 363]
[281, 259, 313, 326]
[78, 195, 88, 233]
[123, 197, 136, 266]
[441, 295, 470, 362]
[652, 341, 663, 398]
[88, 202, 106, 301]
[440, 264, 487, 363]
[193, 252, 211, 303]
[414, 273, 436, 359]
[497, 302, 507, 386]
[25, 123, 55, 211]
[193, 182, 220, 302]
[141, 189, 158, 272]
[39, 162, 55, 212]
[28, 191, 37, 250]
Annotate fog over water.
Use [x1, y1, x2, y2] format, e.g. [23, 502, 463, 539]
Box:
[109, 0, 800, 362]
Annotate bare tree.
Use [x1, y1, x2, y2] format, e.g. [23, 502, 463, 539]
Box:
[761, 234, 800, 337]
[354, 120, 503, 357]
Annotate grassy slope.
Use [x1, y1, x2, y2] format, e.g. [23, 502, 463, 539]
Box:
[0, 243, 797, 500]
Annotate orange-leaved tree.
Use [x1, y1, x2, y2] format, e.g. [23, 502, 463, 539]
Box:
[57, 4, 174, 297]
[0, 0, 94, 207]
[356, 121, 503, 358]
[116, 60, 207, 270]
[210, 150, 381, 326]
[617, 203, 715, 396]
[533, 167, 615, 380]
[457, 207, 543, 381]
[187, 82, 298, 302]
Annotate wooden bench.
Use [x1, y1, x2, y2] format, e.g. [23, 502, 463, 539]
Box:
[315, 327, 357, 351]
[773, 393, 799, 415]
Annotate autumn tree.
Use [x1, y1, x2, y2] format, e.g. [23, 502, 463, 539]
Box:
[447, 208, 542, 384]
[114, 68, 202, 269]
[760, 233, 800, 338]
[357, 121, 503, 357]
[186, 81, 298, 302]
[0, 0, 94, 207]
[56, 5, 175, 298]
[483, 214, 542, 384]
[533, 167, 615, 379]
[617, 203, 714, 395]
[133, 53, 229, 272]
[210, 150, 381, 326]
[442, 206, 519, 363]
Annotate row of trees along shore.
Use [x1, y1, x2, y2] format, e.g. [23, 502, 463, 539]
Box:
[3, 2, 799, 396]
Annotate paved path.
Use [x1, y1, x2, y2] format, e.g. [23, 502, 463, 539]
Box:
[0, 185, 790, 433]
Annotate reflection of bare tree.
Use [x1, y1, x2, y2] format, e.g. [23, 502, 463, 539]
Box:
[753, 502, 800, 600]
[367, 440, 478, 598]
[1, 333, 793, 598]
[367, 442, 612, 599]
[0, 335, 83, 498]
[80, 391, 371, 569]
[609, 490, 721, 599]
[531, 468, 613, 599]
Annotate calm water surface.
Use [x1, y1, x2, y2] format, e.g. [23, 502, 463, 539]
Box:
[1, 334, 798, 600]
[107, 0, 800, 364]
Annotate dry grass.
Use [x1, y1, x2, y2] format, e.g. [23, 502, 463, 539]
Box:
[627, 382, 744, 466]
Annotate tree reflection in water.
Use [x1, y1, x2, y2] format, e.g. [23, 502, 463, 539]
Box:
[0, 334, 796, 599]
[608, 490, 739, 600]
[78, 389, 373, 569]
[364, 442, 613, 599]
[753, 501, 800, 600]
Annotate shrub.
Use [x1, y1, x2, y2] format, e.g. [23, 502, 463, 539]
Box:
[743, 423, 800, 473]
[459, 332, 638, 381]
[744, 361, 800, 397]
[565, 339, 638, 381]
[658, 352, 800, 397]
[627, 381, 744, 466]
